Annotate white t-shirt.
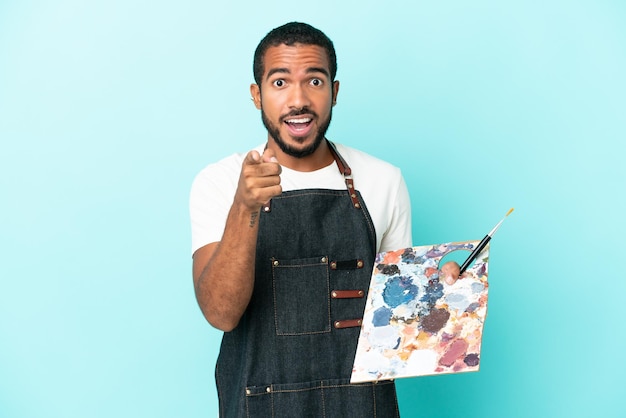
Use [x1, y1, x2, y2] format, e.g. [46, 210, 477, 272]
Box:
[189, 142, 412, 255]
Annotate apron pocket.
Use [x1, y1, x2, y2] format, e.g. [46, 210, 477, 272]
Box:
[245, 379, 399, 418]
[272, 256, 331, 335]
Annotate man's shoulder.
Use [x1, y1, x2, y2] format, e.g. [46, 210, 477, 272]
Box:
[333, 142, 402, 175]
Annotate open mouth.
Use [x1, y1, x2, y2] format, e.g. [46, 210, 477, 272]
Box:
[284, 117, 313, 137]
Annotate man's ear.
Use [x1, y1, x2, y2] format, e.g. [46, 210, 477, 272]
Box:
[332, 80, 340, 106]
[250, 84, 262, 109]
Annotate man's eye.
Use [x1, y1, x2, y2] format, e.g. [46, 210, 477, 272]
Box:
[273, 79, 285, 87]
[310, 78, 323, 86]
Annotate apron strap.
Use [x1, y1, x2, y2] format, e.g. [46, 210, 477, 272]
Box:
[327, 140, 362, 209]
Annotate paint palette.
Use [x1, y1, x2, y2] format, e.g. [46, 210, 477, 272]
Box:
[351, 241, 489, 383]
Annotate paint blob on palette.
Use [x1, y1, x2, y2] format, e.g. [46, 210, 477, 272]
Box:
[351, 241, 489, 383]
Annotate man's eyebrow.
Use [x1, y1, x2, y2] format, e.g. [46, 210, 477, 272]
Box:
[306, 67, 330, 78]
[265, 67, 330, 81]
[266, 68, 289, 80]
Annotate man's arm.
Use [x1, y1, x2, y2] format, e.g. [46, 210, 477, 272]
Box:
[192, 149, 281, 332]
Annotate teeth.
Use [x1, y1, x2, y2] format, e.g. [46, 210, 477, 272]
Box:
[286, 118, 311, 124]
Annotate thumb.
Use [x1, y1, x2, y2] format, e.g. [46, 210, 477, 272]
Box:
[261, 148, 279, 163]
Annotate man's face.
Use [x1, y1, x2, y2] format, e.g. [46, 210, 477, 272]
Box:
[251, 44, 339, 158]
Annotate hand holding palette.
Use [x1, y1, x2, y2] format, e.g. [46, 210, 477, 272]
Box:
[350, 241, 489, 382]
[351, 210, 512, 383]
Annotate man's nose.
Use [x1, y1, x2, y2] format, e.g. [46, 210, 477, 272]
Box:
[288, 85, 311, 109]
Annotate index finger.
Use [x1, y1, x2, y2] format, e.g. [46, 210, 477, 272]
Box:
[244, 150, 262, 165]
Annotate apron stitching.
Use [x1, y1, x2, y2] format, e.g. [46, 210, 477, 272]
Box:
[276, 330, 331, 336]
[273, 191, 347, 199]
[263, 380, 393, 393]
[325, 264, 331, 335]
[372, 383, 377, 418]
[321, 383, 326, 418]
[272, 257, 332, 336]
[272, 265, 280, 337]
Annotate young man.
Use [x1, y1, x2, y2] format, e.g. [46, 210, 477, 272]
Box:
[190, 22, 455, 417]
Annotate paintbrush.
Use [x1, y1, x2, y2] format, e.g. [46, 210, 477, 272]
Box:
[458, 208, 514, 274]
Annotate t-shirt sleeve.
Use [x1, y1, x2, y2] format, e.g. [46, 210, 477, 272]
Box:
[189, 161, 238, 256]
[378, 172, 413, 253]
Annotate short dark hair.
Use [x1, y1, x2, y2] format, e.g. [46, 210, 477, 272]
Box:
[253, 22, 337, 85]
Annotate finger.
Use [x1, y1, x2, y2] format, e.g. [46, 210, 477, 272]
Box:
[252, 173, 281, 188]
[264, 184, 283, 201]
[258, 148, 281, 176]
[443, 274, 457, 286]
[244, 150, 262, 165]
[261, 148, 278, 163]
[440, 261, 461, 285]
[244, 160, 281, 178]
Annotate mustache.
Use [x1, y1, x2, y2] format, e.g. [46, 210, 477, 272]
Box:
[280, 107, 318, 122]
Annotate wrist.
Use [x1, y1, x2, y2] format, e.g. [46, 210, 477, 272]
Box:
[229, 202, 262, 228]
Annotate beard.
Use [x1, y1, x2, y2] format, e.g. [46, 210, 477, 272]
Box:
[261, 106, 332, 158]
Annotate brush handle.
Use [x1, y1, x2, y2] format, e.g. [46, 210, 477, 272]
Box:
[459, 235, 491, 274]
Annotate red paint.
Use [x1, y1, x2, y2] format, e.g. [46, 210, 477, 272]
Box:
[439, 339, 469, 367]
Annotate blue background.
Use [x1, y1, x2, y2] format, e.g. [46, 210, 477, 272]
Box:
[1, 1, 624, 417]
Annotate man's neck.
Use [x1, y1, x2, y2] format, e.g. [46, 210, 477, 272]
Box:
[266, 138, 334, 172]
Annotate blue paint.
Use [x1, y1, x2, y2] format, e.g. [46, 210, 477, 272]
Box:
[471, 282, 485, 293]
[372, 307, 393, 327]
[465, 302, 480, 313]
[393, 337, 401, 350]
[445, 292, 470, 312]
[420, 278, 444, 306]
[382, 276, 419, 308]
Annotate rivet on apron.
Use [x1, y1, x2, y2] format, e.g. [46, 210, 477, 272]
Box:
[354, 202, 361, 209]
[357, 260, 364, 268]
[335, 321, 341, 328]
[266, 386, 271, 393]
[358, 290, 364, 297]
[331, 291, 338, 298]
[246, 389, 251, 395]
[263, 206, 271, 212]
[330, 261, 337, 269]
[273, 260, 279, 266]
[321, 256, 327, 263]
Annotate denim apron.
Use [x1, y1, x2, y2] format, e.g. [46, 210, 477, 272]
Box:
[215, 142, 400, 417]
